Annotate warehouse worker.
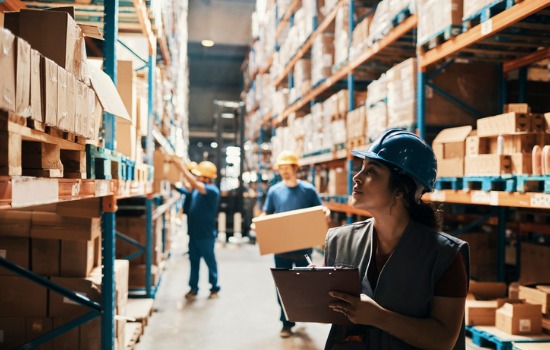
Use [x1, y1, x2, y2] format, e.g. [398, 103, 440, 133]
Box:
[259, 150, 330, 338]
[172, 159, 221, 300]
[323, 129, 469, 349]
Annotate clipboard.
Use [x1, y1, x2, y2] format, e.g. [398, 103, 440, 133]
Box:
[271, 267, 361, 325]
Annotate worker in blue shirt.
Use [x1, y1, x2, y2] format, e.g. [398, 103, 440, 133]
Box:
[172, 159, 221, 300]
[259, 150, 330, 338]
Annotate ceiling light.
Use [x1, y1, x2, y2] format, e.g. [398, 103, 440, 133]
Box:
[201, 39, 215, 47]
[221, 113, 235, 119]
[211, 142, 218, 149]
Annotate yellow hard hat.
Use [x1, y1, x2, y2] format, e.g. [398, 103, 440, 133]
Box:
[191, 161, 218, 179]
[186, 161, 198, 172]
[275, 150, 299, 168]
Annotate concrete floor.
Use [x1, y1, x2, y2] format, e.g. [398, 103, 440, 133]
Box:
[136, 229, 330, 350]
[136, 225, 486, 350]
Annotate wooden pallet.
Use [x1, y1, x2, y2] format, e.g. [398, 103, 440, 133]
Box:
[0, 111, 86, 178]
[126, 298, 155, 330]
[515, 175, 550, 194]
[124, 322, 143, 350]
[86, 144, 122, 180]
[463, 0, 517, 32]
[435, 177, 463, 191]
[418, 25, 463, 54]
[466, 326, 550, 350]
[463, 176, 516, 192]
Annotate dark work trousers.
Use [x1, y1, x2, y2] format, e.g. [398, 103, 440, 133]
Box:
[188, 238, 220, 293]
[274, 254, 309, 327]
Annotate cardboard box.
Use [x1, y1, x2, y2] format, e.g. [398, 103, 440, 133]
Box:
[89, 87, 102, 140]
[505, 103, 531, 114]
[56, 198, 101, 218]
[252, 206, 329, 255]
[31, 238, 60, 276]
[117, 60, 136, 124]
[470, 281, 508, 300]
[496, 301, 543, 335]
[136, 97, 148, 136]
[487, 134, 548, 155]
[129, 264, 159, 289]
[60, 238, 97, 277]
[88, 64, 131, 122]
[511, 153, 532, 175]
[43, 58, 58, 126]
[74, 81, 86, 137]
[79, 317, 100, 350]
[49, 276, 101, 317]
[328, 167, 348, 196]
[477, 112, 530, 137]
[0, 237, 30, 276]
[60, 72, 76, 133]
[52, 317, 79, 350]
[116, 121, 137, 160]
[433, 126, 472, 178]
[0, 29, 16, 112]
[465, 300, 498, 326]
[25, 317, 53, 350]
[30, 49, 43, 123]
[519, 285, 550, 314]
[15, 37, 31, 117]
[521, 243, 550, 284]
[0, 276, 48, 316]
[31, 213, 101, 241]
[0, 211, 31, 237]
[465, 154, 512, 176]
[0, 317, 26, 349]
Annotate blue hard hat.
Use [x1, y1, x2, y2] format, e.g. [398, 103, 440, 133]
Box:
[351, 129, 437, 192]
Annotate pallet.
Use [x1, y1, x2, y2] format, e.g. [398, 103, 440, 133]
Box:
[134, 163, 149, 183]
[126, 298, 155, 329]
[0, 111, 86, 179]
[86, 144, 123, 180]
[515, 175, 550, 194]
[463, 176, 516, 192]
[26, 118, 86, 145]
[334, 142, 346, 151]
[463, 0, 517, 32]
[466, 326, 550, 350]
[124, 322, 143, 350]
[435, 177, 464, 191]
[303, 148, 332, 158]
[418, 25, 462, 53]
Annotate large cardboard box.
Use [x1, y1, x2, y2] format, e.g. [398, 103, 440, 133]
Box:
[15, 37, 31, 117]
[0, 317, 26, 349]
[521, 243, 550, 284]
[30, 49, 43, 123]
[117, 60, 136, 124]
[496, 301, 543, 335]
[0, 29, 16, 112]
[57, 198, 101, 218]
[519, 285, 550, 315]
[43, 58, 59, 126]
[418, 0, 462, 45]
[116, 121, 138, 160]
[49, 276, 101, 317]
[0, 276, 48, 316]
[511, 153, 532, 175]
[136, 96, 148, 136]
[129, 264, 159, 289]
[57, 68, 69, 131]
[75, 80, 86, 137]
[252, 206, 329, 255]
[477, 112, 531, 137]
[0, 211, 31, 237]
[52, 317, 79, 350]
[60, 237, 97, 277]
[31, 238, 60, 276]
[465, 154, 512, 176]
[0, 237, 30, 276]
[25, 317, 53, 350]
[487, 134, 548, 155]
[465, 300, 498, 326]
[433, 126, 472, 177]
[31, 213, 101, 241]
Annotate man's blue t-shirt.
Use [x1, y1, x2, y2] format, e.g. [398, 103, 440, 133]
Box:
[178, 184, 220, 239]
[262, 181, 323, 257]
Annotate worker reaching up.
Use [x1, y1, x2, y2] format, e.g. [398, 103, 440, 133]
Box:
[258, 150, 330, 338]
[172, 159, 221, 300]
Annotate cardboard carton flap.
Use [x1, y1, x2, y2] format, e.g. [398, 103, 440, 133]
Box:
[79, 24, 104, 40]
[88, 65, 131, 122]
[433, 125, 473, 144]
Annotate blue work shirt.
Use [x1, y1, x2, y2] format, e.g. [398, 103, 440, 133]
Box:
[263, 181, 323, 257]
[177, 184, 220, 239]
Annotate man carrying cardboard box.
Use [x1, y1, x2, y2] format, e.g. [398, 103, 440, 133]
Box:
[172, 159, 221, 301]
[257, 150, 330, 338]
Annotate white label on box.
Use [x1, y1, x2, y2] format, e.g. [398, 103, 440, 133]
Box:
[530, 193, 550, 208]
[481, 20, 493, 36]
[0, 250, 5, 259]
[430, 190, 446, 202]
[95, 180, 111, 197]
[519, 319, 531, 332]
[63, 292, 87, 305]
[12, 177, 58, 208]
[0, 330, 4, 343]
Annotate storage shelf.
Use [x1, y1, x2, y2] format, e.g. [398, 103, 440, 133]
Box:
[0, 177, 153, 210]
[419, 0, 550, 70]
[323, 201, 371, 217]
[424, 189, 550, 209]
[273, 1, 345, 87]
[274, 0, 300, 41]
[300, 149, 348, 166]
[152, 194, 180, 220]
[274, 14, 417, 126]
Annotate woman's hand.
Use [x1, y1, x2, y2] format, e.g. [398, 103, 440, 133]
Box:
[328, 292, 381, 325]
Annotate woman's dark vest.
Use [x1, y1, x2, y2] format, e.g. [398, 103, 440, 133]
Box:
[324, 219, 470, 350]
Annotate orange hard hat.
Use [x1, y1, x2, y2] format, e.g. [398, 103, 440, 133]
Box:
[186, 161, 198, 172]
[191, 161, 218, 179]
[275, 150, 299, 168]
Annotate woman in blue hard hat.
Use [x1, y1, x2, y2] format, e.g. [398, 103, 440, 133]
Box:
[324, 129, 469, 350]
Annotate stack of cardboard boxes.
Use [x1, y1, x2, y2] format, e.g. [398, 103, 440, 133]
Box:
[386, 57, 417, 129]
[366, 75, 388, 142]
[290, 59, 311, 102]
[311, 33, 335, 87]
[0, 199, 129, 349]
[417, 0, 463, 47]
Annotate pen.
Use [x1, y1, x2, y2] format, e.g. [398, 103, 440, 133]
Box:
[304, 254, 313, 265]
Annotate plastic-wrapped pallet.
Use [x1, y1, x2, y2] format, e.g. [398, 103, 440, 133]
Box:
[323, 94, 338, 121]
[387, 57, 417, 128]
[331, 119, 347, 147]
[417, 0, 462, 46]
[350, 16, 371, 58]
[271, 89, 289, 116]
[293, 59, 312, 99]
[334, 1, 350, 67]
[463, 0, 496, 21]
[303, 113, 315, 155]
[312, 33, 335, 86]
[367, 101, 388, 142]
[346, 105, 367, 141]
[366, 74, 387, 107]
[367, 0, 390, 44]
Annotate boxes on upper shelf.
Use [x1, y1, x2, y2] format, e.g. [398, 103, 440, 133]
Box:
[432, 126, 472, 178]
[417, 0, 462, 46]
[0, 29, 16, 113]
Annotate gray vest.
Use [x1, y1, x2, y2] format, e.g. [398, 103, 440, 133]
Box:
[324, 219, 470, 350]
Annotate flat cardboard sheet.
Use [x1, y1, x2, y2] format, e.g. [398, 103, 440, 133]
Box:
[271, 268, 360, 325]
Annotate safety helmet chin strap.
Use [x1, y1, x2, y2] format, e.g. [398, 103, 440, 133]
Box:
[413, 178, 426, 201]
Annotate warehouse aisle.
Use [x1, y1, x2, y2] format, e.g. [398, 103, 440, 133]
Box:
[136, 229, 330, 350]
